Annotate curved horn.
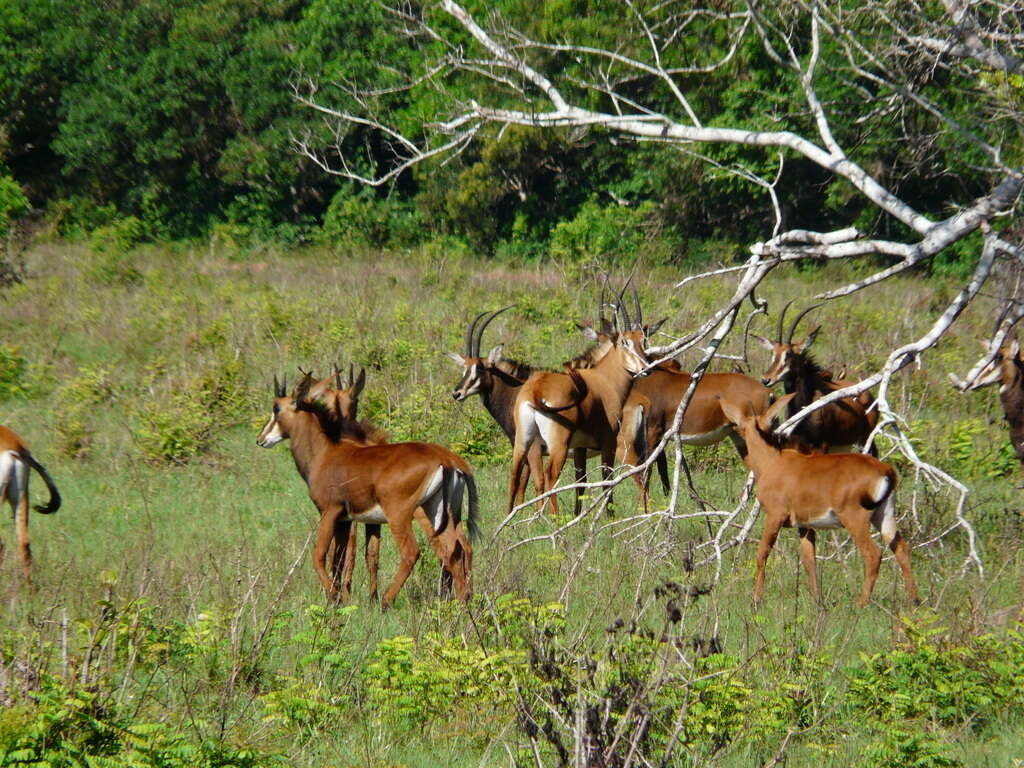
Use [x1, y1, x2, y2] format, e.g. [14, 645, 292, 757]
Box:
[615, 277, 633, 330]
[633, 288, 643, 330]
[348, 363, 355, 388]
[474, 305, 514, 355]
[334, 363, 343, 390]
[775, 299, 794, 342]
[293, 370, 314, 402]
[274, 375, 286, 398]
[993, 301, 1016, 337]
[465, 311, 489, 356]
[786, 303, 824, 344]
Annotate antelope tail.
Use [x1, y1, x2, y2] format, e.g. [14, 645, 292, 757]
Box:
[22, 451, 61, 515]
[465, 471, 480, 544]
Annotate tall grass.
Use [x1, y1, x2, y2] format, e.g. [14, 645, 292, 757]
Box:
[0, 241, 1021, 766]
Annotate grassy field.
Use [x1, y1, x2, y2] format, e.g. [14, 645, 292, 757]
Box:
[1, 240, 1023, 767]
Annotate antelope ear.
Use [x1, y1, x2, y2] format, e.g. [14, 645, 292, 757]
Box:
[446, 352, 466, 365]
[718, 397, 747, 427]
[487, 344, 504, 364]
[751, 333, 775, 351]
[352, 368, 366, 396]
[646, 317, 667, 337]
[798, 326, 821, 352]
[764, 392, 796, 424]
[577, 323, 600, 342]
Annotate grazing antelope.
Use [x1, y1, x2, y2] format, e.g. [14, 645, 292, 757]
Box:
[257, 375, 478, 607]
[753, 301, 878, 453]
[0, 425, 61, 583]
[617, 366, 772, 505]
[721, 394, 918, 607]
[509, 302, 651, 516]
[958, 326, 1024, 477]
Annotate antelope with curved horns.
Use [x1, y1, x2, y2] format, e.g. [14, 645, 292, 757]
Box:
[617, 364, 772, 507]
[258, 374, 478, 606]
[448, 305, 602, 514]
[0, 424, 61, 583]
[721, 393, 919, 607]
[752, 301, 878, 453]
[955, 302, 1024, 477]
[509, 296, 652, 516]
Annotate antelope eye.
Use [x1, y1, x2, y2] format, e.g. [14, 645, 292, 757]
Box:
[273, 403, 280, 415]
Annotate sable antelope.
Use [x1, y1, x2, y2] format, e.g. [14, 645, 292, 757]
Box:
[753, 302, 878, 453]
[304, 365, 386, 602]
[0, 425, 61, 583]
[617, 366, 772, 505]
[957, 309, 1024, 477]
[257, 375, 477, 606]
[721, 394, 918, 607]
[448, 307, 547, 507]
[509, 300, 652, 516]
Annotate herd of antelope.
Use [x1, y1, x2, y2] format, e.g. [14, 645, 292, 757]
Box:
[7, 289, 1024, 609]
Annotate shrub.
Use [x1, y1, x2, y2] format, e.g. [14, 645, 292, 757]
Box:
[0, 344, 28, 399]
[549, 199, 669, 266]
[52, 364, 115, 458]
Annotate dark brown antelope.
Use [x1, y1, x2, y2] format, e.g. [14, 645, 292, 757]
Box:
[753, 301, 878, 453]
[509, 301, 651, 516]
[257, 375, 478, 607]
[616, 366, 772, 505]
[721, 393, 918, 607]
[0, 424, 61, 583]
[957, 310, 1024, 477]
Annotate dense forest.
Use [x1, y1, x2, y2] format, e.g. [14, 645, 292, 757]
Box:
[1, 0, 1016, 268]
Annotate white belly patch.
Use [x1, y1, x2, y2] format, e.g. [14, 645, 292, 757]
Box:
[347, 504, 387, 524]
[806, 509, 841, 529]
[679, 424, 733, 446]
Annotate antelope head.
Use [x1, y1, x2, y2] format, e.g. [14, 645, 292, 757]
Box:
[752, 301, 822, 387]
[721, 392, 796, 446]
[968, 305, 1022, 392]
[610, 288, 655, 376]
[305, 362, 366, 418]
[447, 306, 513, 401]
[256, 372, 314, 448]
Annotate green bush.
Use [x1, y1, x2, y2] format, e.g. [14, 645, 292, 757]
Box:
[0, 343, 27, 399]
[86, 217, 146, 286]
[319, 188, 422, 249]
[0, 172, 29, 238]
[53, 363, 115, 458]
[549, 199, 668, 265]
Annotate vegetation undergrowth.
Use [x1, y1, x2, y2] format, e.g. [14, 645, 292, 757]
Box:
[0, 242, 1022, 766]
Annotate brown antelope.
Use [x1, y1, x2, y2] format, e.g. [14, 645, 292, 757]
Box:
[753, 301, 878, 453]
[509, 302, 651, 516]
[304, 364, 386, 602]
[257, 375, 478, 606]
[721, 393, 918, 607]
[447, 307, 601, 514]
[0, 424, 61, 583]
[616, 366, 772, 505]
[958, 324, 1024, 477]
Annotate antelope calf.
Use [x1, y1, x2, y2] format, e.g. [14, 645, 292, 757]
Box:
[510, 301, 651, 516]
[617, 366, 771, 505]
[304, 365, 386, 602]
[0, 425, 61, 583]
[754, 301, 877, 453]
[258, 375, 477, 607]
[961, 335, 1024, 476]
[721, 394, 918, 607]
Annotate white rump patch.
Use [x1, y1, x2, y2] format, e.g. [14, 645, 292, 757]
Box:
[871, 475, 891, 505]
[418, 467, 447, 531]
[0, 450, 23, 507]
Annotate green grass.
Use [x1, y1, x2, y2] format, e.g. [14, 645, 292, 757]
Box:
[1, 241, 1023, 766]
